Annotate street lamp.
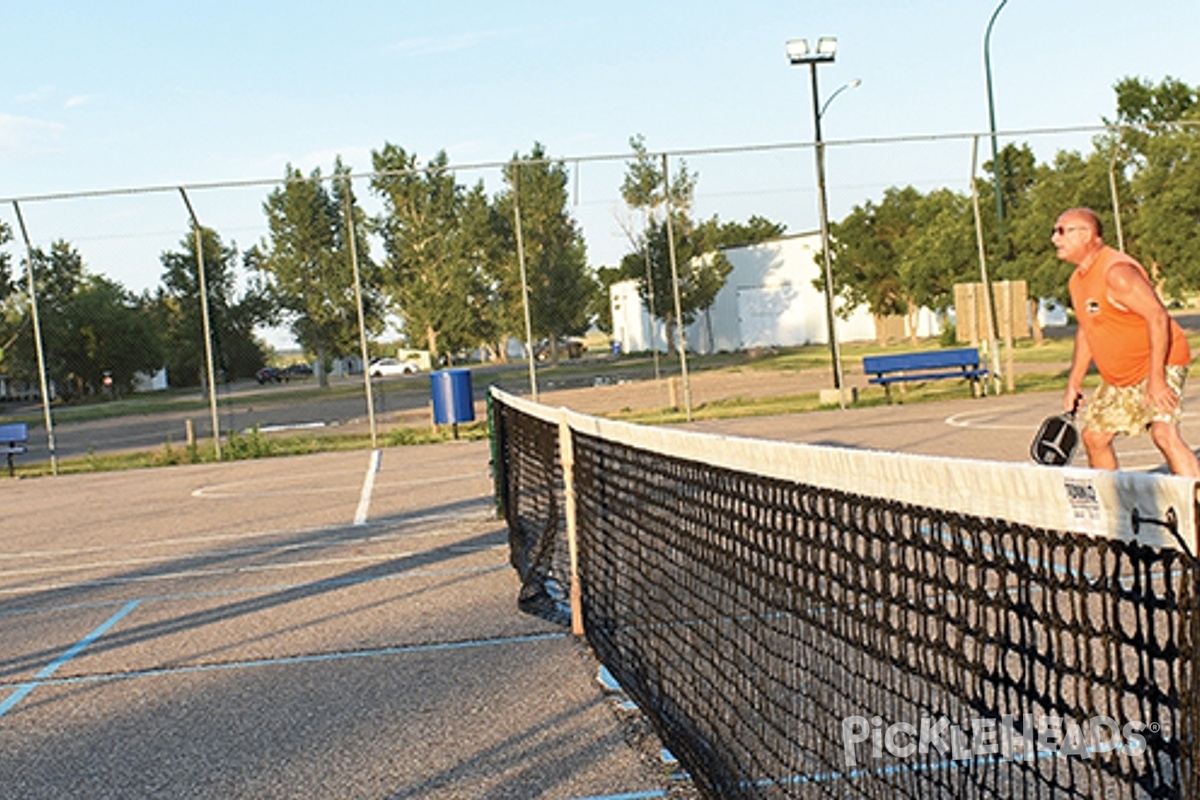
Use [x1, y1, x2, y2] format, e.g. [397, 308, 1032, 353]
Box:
[985, 0, 1008, 243]
[787, 36, 858, 406]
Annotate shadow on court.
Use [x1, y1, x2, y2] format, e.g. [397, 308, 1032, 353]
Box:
[0, 446, 674, 799]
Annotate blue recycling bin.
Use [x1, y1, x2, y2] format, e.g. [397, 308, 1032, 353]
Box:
[430, 368, 475, 425]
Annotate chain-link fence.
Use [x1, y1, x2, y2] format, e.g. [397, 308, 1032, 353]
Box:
[1, 121, 1195, 471]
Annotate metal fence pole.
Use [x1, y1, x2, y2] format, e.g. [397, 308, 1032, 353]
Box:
[1108, 126, 1127, 252]
[11, 201, 58, 475]
[342, 176, 377, 448]
[970, 136, 1002, 395]
[177, 188, 222, 459]
[512, 163, 538, 401]
[661, 153, 692, 421]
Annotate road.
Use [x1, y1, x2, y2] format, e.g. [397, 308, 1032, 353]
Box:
[10, 377, 430, 463]
[4, 356, 684, 464]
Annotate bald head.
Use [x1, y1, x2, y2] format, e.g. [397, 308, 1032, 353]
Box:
[1059, 207, 1103, 238]
[1053, 207, 1105, 266]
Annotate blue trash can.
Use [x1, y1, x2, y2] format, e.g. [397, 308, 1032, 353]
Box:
[430, 369, 475, 426]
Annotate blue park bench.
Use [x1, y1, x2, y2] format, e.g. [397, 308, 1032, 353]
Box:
[862, 347, 989, 404]
[0, 422, 28, 477]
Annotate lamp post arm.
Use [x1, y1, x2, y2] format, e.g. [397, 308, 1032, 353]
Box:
[985, 0, 1009, 244]
[819, 79, 861, 121]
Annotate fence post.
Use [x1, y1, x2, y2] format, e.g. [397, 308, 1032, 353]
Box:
[11, 201, 58, 475]
[558, 414, 584, 636]
[177, 188, 222, 460]
[969, 135, 1003, 396]
[341, 175, 377, 449]
[512, 163, 538, 402]
[661, 153, 692, 421]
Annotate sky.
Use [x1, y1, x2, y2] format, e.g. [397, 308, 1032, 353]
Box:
[1, 1, 1197, 345]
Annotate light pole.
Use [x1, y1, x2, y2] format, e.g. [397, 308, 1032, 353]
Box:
[985, 0, 1008, 244]
[787, 36, 858, 406]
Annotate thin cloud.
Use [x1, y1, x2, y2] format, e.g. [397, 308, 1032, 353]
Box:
[63, 95, 93, 109]
[14, 85, 55, 104]
[390, 28, 509, 56]
[0, 113, 65, 154]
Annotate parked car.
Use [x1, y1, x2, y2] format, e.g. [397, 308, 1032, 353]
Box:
[534, 337, 586, 362]
[369, 357, 419, 377]
[255, 366, 283, 384]
[283, 363, 314, 380]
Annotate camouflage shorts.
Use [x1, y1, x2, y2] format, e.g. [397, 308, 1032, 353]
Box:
[1081, 364, 1189, 436]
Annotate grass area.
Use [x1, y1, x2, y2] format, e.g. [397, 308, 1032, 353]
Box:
[0, 331, 1117, 478]
[12, 421, 489, 479]
[610, 367, 1076, 425]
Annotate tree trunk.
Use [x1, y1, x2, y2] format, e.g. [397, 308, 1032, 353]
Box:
[872, 314, 889, 347]
[315, 341, 328, 388]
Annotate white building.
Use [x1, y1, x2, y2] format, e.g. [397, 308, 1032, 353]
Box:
[610, 232, 940, 355]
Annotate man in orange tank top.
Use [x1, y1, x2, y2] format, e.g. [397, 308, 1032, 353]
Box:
[1056, 207, 1199, 476]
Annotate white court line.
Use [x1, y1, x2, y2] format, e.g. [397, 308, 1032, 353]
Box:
[354, 449, 382, 525]
[944, 409, 1174, 471]
[0, 631, 568, 692]
[0, 562, 508, 617]
[0, 551, 419, 595]
[191, 467, 489, 500]
[0, 510, 496, 562]
[944, 410, 1029, 431]
[0, 544, 508, 596]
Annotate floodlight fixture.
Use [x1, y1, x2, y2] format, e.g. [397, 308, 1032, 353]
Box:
[786, 36, 837, 64]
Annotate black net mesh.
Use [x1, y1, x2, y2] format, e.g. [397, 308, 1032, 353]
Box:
[491, 395, 572, 625]
[490, 393, 1200, 799]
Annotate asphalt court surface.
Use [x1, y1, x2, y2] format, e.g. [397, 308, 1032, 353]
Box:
[0, 444, 670, 799]
[4, 385, 1199, 799]
[686, 385, 1200, 473]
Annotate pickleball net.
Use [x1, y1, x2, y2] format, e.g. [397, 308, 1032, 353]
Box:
[488, 387, 1200, 799]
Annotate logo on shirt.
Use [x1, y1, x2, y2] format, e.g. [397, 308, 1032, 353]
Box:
[1085, 299, 1101, 315]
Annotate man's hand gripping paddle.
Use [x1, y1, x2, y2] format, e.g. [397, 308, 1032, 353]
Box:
[1030, 394, 1082, 466]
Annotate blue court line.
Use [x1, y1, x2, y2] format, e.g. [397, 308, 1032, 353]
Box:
[0, 563, 506, 621]
[0, 599, 140, 719]
[0, 631, 569, 692]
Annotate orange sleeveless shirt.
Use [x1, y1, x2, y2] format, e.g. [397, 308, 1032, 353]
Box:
[1068, 245, 1190, 386]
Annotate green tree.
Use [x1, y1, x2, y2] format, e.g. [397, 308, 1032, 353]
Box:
[0, 220, 13, 301]
[58, 275, 164, 397]
[830, 186, 979, 345]
[982, 143, 1039, 265]
[0, 221, 14, 374]
[256, 159, 379, 386]
[617, 135, 771, 353]
[1006, 149, 1114, 309]
[7, 241, 162, 398]
[370, 145, 492, 362]
[1109, 76, 1200, 295]
[494, 143, 593, 364]
[828, 186, 920, 342]
[18, 240, 86, 396]
[899, 189, 979, 339]
[154, 226, 271, 387]
[1129, 119, 1200, 296]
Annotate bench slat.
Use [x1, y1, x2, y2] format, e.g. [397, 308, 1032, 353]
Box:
[0, 423, 28, 443]
[870, 369, 988, 385]
[861, 348, 987, 404]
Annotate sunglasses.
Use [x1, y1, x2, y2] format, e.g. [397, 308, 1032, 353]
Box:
[1053, 225, 1088, 236]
